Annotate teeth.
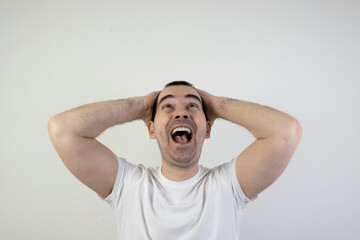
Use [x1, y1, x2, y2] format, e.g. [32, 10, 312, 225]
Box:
[172, 127, 192, 135]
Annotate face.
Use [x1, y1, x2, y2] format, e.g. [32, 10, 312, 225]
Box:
[148, 85, 211, 168]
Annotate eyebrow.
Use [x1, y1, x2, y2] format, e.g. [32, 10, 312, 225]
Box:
[158, 94, 202, 105]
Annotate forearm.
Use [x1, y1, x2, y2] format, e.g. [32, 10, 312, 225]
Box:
[49, 96, 149, 139]
[219, 97, 296, 138]
[204, 93, 300, 140]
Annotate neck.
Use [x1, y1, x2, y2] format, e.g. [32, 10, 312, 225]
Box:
[160, 160, 199, 181]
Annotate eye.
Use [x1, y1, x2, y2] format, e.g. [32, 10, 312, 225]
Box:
[162, 103, 174, 110]
[188, 103, 199, 108]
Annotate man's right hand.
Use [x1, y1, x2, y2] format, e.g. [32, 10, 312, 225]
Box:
[142, 91, 160, 125]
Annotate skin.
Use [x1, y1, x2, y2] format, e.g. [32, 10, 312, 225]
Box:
[48, 84, 302, 200]
[197, 89, 302, 199]
[148, 86, 211, 181]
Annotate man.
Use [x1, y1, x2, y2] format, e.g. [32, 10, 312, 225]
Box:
[48, 81, 302, 239]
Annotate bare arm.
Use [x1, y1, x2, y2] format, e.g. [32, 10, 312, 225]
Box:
[48, 92, 159, 199]
[198, 89, 302, 200]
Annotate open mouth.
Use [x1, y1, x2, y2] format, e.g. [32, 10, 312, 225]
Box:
[171, 126, 193, 144]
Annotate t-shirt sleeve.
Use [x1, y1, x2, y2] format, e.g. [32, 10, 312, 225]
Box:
[215, 158, 252, 209]
[102, 156, 136, 209]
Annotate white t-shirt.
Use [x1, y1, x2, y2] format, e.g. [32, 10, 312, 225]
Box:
[104, 156, 250, 240]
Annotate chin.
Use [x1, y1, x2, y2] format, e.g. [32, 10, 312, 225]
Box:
[168, 152, 200, 168]
[170, 159, 198, 168]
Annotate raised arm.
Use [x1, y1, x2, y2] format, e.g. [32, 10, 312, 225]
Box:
[48, 91, 159, 199]
[198, 89, 302, 200]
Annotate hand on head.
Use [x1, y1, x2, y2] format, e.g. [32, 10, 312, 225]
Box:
[196, 88, 217, 126]
[142, 91, 161, 125]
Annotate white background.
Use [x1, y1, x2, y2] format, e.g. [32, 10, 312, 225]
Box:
[1, 0, 359, 239]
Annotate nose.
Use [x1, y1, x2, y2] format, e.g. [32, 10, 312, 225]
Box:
[175, 112, 188, 119]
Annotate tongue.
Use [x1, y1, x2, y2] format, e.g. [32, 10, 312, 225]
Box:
[174, 135, 189, 144]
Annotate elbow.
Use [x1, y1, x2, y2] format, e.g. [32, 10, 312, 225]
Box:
[48, 116, 56, 136]
[48, 115, 65, 139]
[283, 118, 302, 147]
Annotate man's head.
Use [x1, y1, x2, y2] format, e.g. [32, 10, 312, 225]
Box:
[151, 81, 209, 122]
[148, 81, 211, 168]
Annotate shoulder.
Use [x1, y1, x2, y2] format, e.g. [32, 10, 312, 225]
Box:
[107, 157, 149, 191]
[118, 157, 153, 183]
[210, 158, 237, 177]
[208, 159, 252, 205]
[197, 160, 235, 186]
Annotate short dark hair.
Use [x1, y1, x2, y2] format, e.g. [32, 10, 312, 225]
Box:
[164, 80, 195, 88]
[151, 80, 208, 121]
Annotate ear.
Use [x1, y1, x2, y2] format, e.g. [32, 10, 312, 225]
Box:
[148, 121, 156, 139]
[205, 121, 211, 139]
